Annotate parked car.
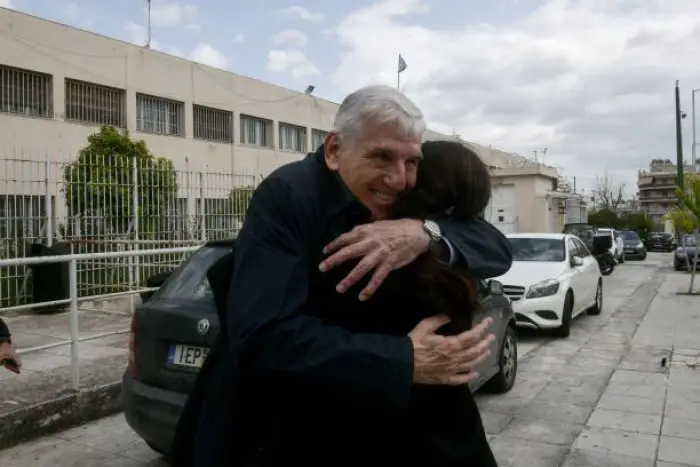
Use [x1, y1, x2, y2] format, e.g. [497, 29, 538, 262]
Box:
[122, 239, 519, 456]
[494, 233, 603, 338]
[674, 235, 699, 271]
[619, 230, 647, 260]
[646, 232, 676, 252]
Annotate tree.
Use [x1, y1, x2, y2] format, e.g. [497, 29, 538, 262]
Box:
[63, 126, 178, 237]
[665, 174, 700, 294]
[588, 208, 620, 228]
[593, 169, 625, 210]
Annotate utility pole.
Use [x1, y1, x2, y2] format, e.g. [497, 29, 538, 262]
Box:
[145, 0, 152, 48]
[675, 80, 684, 192]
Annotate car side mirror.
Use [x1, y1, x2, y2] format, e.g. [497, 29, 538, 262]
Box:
[488, 280, 504, 295]
[570, 256, 584, 267]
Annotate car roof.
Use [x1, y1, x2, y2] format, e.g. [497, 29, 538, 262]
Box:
[507, 233, 566, 240]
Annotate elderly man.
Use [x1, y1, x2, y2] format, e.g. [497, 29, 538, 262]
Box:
[173, 85, 512, 466]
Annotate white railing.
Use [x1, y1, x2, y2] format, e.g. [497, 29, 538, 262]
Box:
[1, 148, 258, 307]
[0, 247, 200, 391]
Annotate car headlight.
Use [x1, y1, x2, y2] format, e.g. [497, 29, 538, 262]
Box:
[636, 242, 644, 248]
[526, 279, 560, 299]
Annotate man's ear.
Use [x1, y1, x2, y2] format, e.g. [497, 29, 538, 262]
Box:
[324, 132, 341, 171]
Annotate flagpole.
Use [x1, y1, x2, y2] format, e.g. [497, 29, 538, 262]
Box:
[397, 70, 400, 90]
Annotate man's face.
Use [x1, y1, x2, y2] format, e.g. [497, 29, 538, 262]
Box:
[324, 123, 422, 219]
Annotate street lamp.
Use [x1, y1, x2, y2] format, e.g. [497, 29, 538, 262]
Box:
[693, 88, 700, 174]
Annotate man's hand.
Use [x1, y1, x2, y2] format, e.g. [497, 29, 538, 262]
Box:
[409, 315, 495, 386]
[0, 342, 21, 373]
[319, 219, 429, 301]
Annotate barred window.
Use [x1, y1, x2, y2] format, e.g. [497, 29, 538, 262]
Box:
[0, 194, 49, 239]
[193, 104, 233, 143]
[0, 65, 53, 118]
[65, 78, 126, 127]
[279, 122, 307, 153]
[136, 93, 184, 136]
[240, 114, 272, 147]
[311, 129, 329, 150]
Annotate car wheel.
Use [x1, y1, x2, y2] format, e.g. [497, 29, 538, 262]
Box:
[674, 262, 682, 271]
[587, 280, 603, 316]
[619, 253, 625, 264]
[554, 291, 573, 338]
[642, 253, 647, 261]
[483, 325, 518, 394]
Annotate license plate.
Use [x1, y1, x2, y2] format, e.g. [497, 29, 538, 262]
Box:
[168, 344, 208, 368]
[625, 249, 635, 253]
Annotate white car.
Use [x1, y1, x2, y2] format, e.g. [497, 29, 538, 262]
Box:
[495, 233, 603, 337]
[596, 228, 625, 263]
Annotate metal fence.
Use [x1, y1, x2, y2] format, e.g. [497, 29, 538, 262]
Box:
[0, 247, 199, 390]
[1, 149, 258, 309]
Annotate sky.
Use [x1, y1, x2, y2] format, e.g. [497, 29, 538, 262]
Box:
[2, 0, 700, 196]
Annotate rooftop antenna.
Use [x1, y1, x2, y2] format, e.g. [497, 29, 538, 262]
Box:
[145, 0, 152, 48]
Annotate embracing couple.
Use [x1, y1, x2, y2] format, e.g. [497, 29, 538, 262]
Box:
[172, 85, 513, 466]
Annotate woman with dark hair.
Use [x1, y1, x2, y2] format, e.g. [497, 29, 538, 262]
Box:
[316, 139, 498, 465]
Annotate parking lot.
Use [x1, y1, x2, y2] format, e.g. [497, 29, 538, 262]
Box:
[1, 251, 699, 466]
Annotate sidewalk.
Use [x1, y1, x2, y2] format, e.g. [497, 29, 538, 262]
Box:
[0, 300, 131, 449]
[477, 266, 700, 466]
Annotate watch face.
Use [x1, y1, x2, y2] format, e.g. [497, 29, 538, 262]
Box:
[424, 220, 441, 239]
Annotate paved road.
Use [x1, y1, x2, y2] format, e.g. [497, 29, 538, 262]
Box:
[0, 252, 688, 466]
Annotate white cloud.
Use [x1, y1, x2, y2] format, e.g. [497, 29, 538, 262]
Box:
[0, 0, 14, 8]
[329, 0, 700, 193]
[148, 0, 198, 29]
[190, 43, 229, 69]
[277, 5, 324, 22]
[271, 29, 308, 48]
[267, 49, 320, 80]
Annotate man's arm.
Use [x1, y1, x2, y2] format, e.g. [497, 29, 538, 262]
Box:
[227, 176, 414, 410]
[436, 217, 513, 279]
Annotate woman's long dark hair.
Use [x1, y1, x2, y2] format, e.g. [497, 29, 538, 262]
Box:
[389, 140, 492, 329]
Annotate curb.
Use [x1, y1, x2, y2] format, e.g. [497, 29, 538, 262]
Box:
[0, 381, 122, 450]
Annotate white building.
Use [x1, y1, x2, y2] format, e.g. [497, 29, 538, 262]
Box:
[0, 7, 575, 239]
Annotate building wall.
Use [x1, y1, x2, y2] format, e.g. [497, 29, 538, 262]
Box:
[0, 7, 338, 180]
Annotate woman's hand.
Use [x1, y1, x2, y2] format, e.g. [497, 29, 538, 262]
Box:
[0, 341, 21, 373]
[409, 315, 495, 386]
[319, 219, 429, 301]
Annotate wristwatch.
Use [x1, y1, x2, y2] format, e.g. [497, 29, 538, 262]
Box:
[422, 219, 443, 254]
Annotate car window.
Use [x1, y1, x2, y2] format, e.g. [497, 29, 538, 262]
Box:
[682, 236, 698, 246]
[620, 231, 640, 242]
[154, 246, 231, 303]
[573, 238, 590, 257]
[508, 237, 566, 262]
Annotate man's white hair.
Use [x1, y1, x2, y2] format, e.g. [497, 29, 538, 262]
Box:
[333, 85, 426, 143]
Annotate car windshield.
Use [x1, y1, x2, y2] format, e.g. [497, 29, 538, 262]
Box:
[620, 231, 641, 241]
[154, 246, 230, 303]
[682, 236, 698, 246]
[508, 237, 566, 262]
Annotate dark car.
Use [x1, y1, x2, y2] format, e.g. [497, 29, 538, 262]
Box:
[646, 232, 675, 252]
[619, 230, 647, 260]
[674, 235, 699, 271]
[122, 240, 519, 456]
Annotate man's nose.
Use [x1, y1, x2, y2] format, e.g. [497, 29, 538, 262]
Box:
[383, 163, 407, 192]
